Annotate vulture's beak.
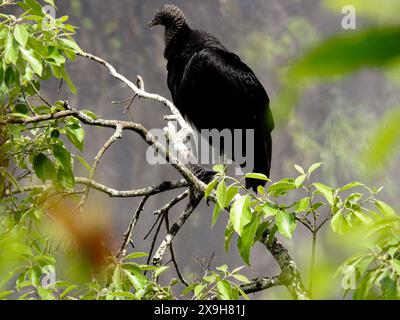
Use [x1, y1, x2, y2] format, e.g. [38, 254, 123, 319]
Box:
[148, 18, 158, 28]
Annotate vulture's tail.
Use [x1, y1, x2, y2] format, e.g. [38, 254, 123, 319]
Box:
[245, 129, 272, 192]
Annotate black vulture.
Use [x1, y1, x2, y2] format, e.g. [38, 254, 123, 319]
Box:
[149, 5, 274, 190]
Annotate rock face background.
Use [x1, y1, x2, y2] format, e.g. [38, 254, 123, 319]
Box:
[41, 0, 400, 298]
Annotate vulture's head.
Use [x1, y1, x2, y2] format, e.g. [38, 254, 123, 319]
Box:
[148, 4, 186, 30]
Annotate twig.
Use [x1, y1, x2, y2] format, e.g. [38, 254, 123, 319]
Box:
[146, 213, 166, 269]
[77, 52, 189, 130]
[153, 190, 189, 216]
[144, 190, 189, 240]
[117, 195, 150, 258]
[152, 193, 202, 266]
[165, 203, 189, 287]
[31, 82, 52, 109]
[78, 124, 123, 210]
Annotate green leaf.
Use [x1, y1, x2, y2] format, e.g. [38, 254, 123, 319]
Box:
[59, 38, 82, 53]
[59, 285, 78, 299]
[244, 173, 271, 182]
[261, 203, 280, 217]
[154, 266, 169, 278]
[9, 243, 32, 257]
[52, 144, 72, 170]
[230, 195, 252, 236]
[60, 65, 76, 94]
[112, 266, 123, 292]
[308, 162, 323, 175]
[339, 182, 365, 192]
[216, 179, 227, 209]
[352, 209, 373, 226]
[4, 170, 22, 191]
[375, 200, 397, 217]
[331, 211, 351, 234]
[122, 268, 148, 291]
[236, 285, 250, 300]
[212, 203, 222, 227]
[33, 153, 57, 183]
[257, 185, 265, 195]
[224, 185, 239, 208]
[390, 260, 400, 276]
[217, 280, 233, 300]
[204, 178, 218, 199]
[0, 291, 14, 300]
[232, 274, 250, 284]
[37, 287, 55, 300]
[268, 178, 296, 197]
[268, 224, 278, 246]
[295, 174, 307, 188]
[217, 265, 228, 273]
[46, 47, 66, 66]
[255, 221, 271, 242]
[74, 155, 91, 171]
[275, 211, 296, 239]
[213, 164, 225, 174]
[4, 66, 16, 86]
[20, 47, 43, 76]
[14, 25, 29, 47]
[224, 221, 234, 251]
[4, 34, 19, 65]
[237, 216, 259, 265]
[24, 0, 45, 16]
[314, 182, 334, 205]
[291, 27, 400, 79]
[27, 37, 48, 57]
[294, 164, 305, 175]
[44, 0, 55, 6]
[295, 197, 310, 213]
[82, 110, 97, 120]
[0, 66, 4, 83]
[194, 284, 206, 298]
[124, 252, 149, 260]
[57, 167, 75, 190]
[66, 123, 84, 151]
[203, 273, 218, 283]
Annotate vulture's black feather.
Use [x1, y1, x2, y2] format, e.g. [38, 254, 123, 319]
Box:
[150, 5, 274, 190]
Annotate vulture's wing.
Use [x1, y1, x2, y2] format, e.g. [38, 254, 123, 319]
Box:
[178, 47, 273, 130]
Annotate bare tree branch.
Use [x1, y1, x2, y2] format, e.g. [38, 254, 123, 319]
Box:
[241, 276, 281, 294]
[6, 177, 189, 198]
[77, 52, 190, 131]
[153, 190, 189, 216]
[118, 195, 150, 258]
[152, 193, 202, 266]
[78, 124, 123, 210]
[260, 231, 310, 300]
[165, 209, 189, 287]
[1, 104, 206, 192]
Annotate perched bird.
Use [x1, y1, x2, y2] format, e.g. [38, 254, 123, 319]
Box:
[149, 5, 274, 190]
